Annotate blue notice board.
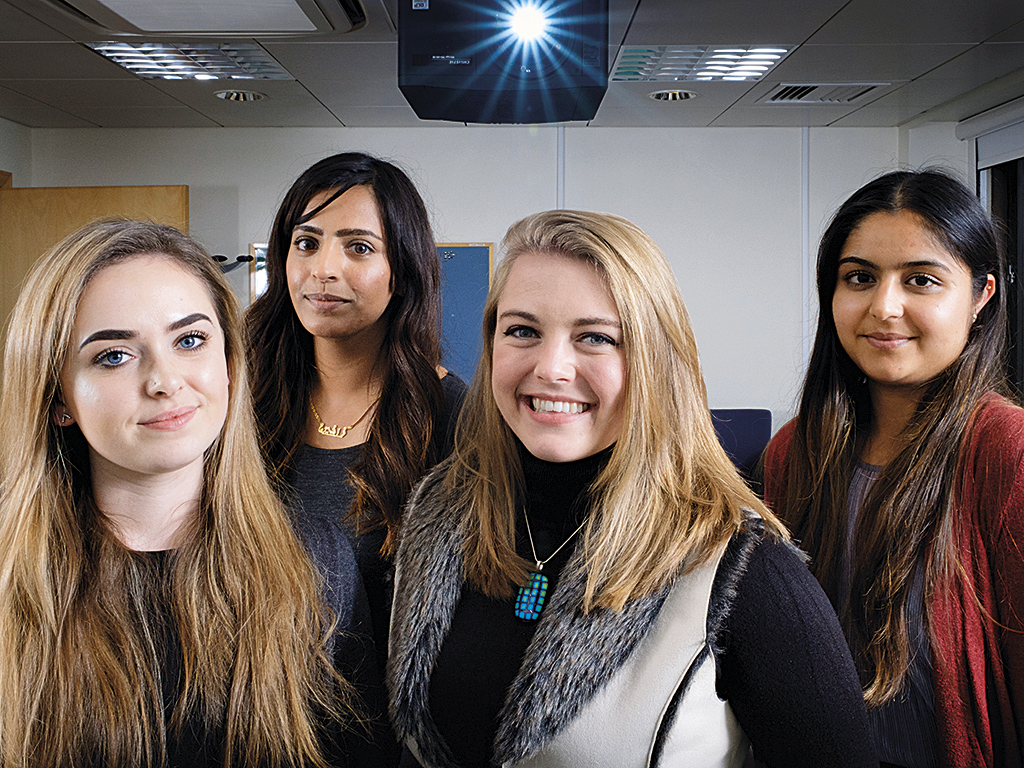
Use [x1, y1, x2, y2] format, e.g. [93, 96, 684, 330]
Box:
[438, 243, 492, 381]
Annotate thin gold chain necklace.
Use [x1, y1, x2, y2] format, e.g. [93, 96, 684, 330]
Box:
[310, 394, 380, 439]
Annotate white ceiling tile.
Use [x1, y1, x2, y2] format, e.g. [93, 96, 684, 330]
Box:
[64, 106, 219, 127]
[808, 0, 1024, 45]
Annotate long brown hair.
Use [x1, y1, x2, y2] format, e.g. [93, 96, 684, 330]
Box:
[247, 152, 445, 553]
[782, 170, 1009, 705]
[0, 219, 348, 767]
[447, 210, 785, 610]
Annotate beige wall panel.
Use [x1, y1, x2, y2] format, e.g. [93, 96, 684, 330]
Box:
[0, 183, 188, 338]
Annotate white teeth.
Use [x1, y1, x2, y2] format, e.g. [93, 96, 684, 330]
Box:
[531, 397, 589, 414]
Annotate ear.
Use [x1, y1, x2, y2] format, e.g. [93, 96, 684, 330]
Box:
[52, 405, 75, 427]
[974, 273, 997, 318]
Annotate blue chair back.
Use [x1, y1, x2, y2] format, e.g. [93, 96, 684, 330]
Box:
[710, 408, 772, 479]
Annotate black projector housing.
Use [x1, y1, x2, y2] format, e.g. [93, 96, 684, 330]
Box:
[398, 0, 608, 124]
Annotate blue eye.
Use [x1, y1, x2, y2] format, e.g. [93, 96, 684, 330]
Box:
[503, 325, 537, 339]
[581, 332, 616, 346]
[177, 331, 207, 351]
[93, 348, 129, 368]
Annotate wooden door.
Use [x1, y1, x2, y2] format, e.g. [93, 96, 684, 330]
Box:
[0, 171, 189, 336]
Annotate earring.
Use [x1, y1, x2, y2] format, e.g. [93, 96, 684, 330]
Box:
[60, 413, 69, 423]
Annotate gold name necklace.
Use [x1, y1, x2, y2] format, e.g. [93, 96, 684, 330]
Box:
[310, 394, 380, 439]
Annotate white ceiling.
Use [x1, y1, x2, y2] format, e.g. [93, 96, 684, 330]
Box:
[0, 0, 1023, 129]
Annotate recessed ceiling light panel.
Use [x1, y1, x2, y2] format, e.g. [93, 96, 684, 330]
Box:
[612, 45, 791, 82]
[87, 42, 294, 80]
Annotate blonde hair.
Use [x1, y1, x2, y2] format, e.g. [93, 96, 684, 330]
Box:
[0, 219, 348, 768]
[450, 210, 785, 610]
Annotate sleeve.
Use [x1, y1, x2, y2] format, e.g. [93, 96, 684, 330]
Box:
[985, 414, 1024, 748]
[715, 538, 877, 768]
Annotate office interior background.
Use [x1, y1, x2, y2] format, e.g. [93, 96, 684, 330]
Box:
[2, 0, 1024, 431]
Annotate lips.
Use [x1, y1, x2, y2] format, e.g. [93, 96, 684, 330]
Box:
[863, 332, 912, 349]
[140, 405, 197, 430]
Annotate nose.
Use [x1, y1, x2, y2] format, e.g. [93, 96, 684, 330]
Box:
[145, 352, 184, 398]
[310, 247, 341, 284]
[869, 278, 903, 321]
[533, 338, 574, 383]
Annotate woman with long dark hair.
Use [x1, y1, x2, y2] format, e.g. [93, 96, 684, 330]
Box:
[763, 169, 1023, 767]
[247, 152, 465, 673]
[0, 219, 357, 767]
[389, 209, 875, 767]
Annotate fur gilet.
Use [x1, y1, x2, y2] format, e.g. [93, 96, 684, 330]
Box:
[388, 467, 764, 768]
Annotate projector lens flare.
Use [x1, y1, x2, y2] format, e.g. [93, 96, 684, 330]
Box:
[510, 4, 548, 41]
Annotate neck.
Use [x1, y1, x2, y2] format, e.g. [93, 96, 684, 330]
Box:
[90, 457, 203, 551]
[863, 382, 922, 465]
[312, 332, 385, 397]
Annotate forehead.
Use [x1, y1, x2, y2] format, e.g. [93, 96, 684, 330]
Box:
[301, 184, 381, 221]
[75, 255, 217, 331]
[842, 210, 955, 262]
[499, 250, 616, 311]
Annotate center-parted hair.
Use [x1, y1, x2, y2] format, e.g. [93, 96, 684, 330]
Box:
[446, 209, 784, 609]
[246, 152, 445, 553]
[0, 219, 348, 768]
[781, 169, 1009, 705]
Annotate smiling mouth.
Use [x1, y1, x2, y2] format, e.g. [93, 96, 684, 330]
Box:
[530, 397, 591, 414]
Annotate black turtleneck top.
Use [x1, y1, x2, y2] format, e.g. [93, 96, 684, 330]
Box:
[425, 447, 875, 768]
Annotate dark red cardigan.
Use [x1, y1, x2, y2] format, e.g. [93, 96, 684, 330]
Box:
[763, 396, 1023, 768]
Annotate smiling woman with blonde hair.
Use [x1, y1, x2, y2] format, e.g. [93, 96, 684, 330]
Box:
[0, 219, 360, 768]
[388, 209, 875, 767]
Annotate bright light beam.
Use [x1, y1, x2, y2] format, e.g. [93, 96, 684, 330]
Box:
[510, 4, 548, 42]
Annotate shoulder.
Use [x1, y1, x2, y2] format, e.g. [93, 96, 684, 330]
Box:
[959, 394, 1024, 527]
[440, 371, 468, 401]
[764, 419, 797, 467]
[762, 419, 797, 507]
[967, 393, 1024, 454]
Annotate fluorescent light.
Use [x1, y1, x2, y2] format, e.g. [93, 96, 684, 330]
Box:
[86, 42, 293, 81]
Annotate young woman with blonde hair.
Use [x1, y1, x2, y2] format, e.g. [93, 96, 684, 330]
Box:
[763, 169, 1024, 767]
[0, 219, 363, 767]
[388, 209, 875, 767]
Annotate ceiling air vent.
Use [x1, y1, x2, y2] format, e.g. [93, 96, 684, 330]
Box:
[19, 0, 365, 37]
[760, 83, 888, 105]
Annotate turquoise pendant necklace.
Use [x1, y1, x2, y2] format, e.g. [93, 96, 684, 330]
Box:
[514, 512, 586, 621]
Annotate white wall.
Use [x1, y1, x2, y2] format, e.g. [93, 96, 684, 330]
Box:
[903, 122, 972, 182]
[26, 123, 907, 427]
[0, 116, 31, 186]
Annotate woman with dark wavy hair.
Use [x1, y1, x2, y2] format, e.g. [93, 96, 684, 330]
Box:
[763, 169, 1024, 768]
[247, 152, 465, 681]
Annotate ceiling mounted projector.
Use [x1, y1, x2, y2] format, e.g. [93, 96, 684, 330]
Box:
[398, 0, 609, 124]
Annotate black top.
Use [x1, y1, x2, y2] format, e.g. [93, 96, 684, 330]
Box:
[291, 373, 467, 664]
[426, 446, 876, 768]
[138, 544, 373, 768]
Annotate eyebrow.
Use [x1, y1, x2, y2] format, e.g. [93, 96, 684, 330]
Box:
[293, 224, 384, 242]
[837, 256, 953, 272]
[79, 312, 213, 350]
[498, 309, 622, 328]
